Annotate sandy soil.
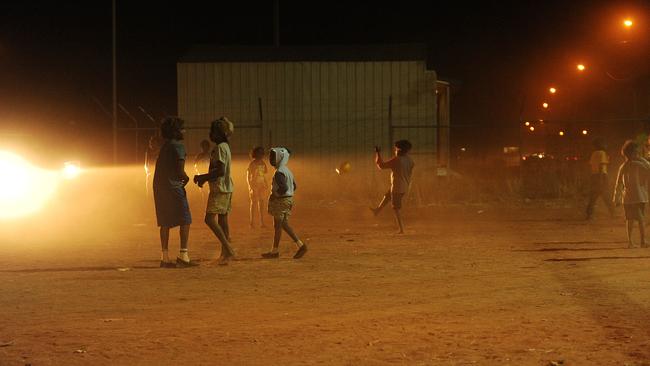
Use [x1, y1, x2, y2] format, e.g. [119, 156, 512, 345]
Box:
[2, 201, 650, 365]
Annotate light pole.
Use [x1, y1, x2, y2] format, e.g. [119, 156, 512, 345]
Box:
[112, 0, 118, 164]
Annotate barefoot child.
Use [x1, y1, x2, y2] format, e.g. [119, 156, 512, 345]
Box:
[152, 117, 194, 268]
[613, 140, 650, 248]
[193, 117, 236, 265]
[371, 140, 415, 234]
[261, 147, 308, 259]
[247, 146, 269, 228]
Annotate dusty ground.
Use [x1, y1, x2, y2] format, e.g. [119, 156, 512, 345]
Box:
[2, 199, 650, 365]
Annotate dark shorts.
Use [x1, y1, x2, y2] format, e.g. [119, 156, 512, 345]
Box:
[153, 186, 192, 227]
[384, 191, 405, 210]
[624, 203, 645, 221]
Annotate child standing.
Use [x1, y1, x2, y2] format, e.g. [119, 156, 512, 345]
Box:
[613, 140, 650, 248]
[152, 117, 194, 268]
[371, 140, 415, 234]
[193, 117, 236, 265]
[247, 146, 269, 228]
[261, 147, 308, 259]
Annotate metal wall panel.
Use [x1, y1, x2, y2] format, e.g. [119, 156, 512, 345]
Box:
[178, 61, 442, 195]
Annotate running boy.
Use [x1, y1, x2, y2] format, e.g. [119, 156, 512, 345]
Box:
[194, 117, 236, 265]
[152, 117, 194, 268]
[613, 140, 650, 248]
[247, 146, 269, 228]
[261, 147, 308, 259]
[371, 140, 415, 234]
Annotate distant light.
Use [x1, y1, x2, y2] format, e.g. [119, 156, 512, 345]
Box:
[460, 147, 467, 152]
[524, 121, 530, 126]
[529, 126, 535, 132]
[577, 64, 586, 71]
[559, 131, 564, 136]
[549, 87, 557, 94]
[542, 102, 549, 109]
[538, 119, 544, 122]
[624, 19, 633, 28]
[582, 129, 588, 135]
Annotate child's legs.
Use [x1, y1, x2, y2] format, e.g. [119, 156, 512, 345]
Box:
[392, 193, 405, 233]
[249, 198, 256, 225]
[204, 213, 231, 253]
[393, 208, 405, 233]
[273, 217, 282, 249]
[377, 191, 391, 210]
[638, 219, 646, 245]
[586, 174, 600, 217]
[280, 216, 300, 243]
[179, 224, 190, 250]
[627, 220, 635, 246]
[258, 198, 266, 225]
[218, 214, 230, 239]
[159, 226, 170, 251]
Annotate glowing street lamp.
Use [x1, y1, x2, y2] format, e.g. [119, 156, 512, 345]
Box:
[623, 18, 633, 28]
[582, 129, 588, 135]
[529, 126, 535, 132]
[549, 87, 557, 94]
[577, 64, 586, 72]
[559, 131, 564, 136]
[542, 102, 549, 109]
[524, 121, 530, 126]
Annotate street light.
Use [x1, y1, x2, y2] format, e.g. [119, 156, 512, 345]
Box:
[559, 131, 564, 136]
[582, 129, 588, 135]
[542, 102, 549, 109]
[524, 121, 530, 126]
[529, 126, 535, 132]
[623, 18, 633, 28]
[549, 87, 557, 94]
[577, 64, 586, 71]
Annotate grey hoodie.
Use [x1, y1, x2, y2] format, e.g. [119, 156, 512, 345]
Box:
[270, 147, 296, 197]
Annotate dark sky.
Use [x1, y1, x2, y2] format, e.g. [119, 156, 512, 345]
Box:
[0, 1, 648, 162]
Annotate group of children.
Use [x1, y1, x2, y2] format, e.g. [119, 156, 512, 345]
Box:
[151, 114, 650, 262]
[151, 116, 416, 268]
[152, 116, 308, 267]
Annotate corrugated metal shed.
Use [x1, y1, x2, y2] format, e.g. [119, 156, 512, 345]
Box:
[177, 44, 449, 200]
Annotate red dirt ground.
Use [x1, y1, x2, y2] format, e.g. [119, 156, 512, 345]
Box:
[2, 201, 650, 365]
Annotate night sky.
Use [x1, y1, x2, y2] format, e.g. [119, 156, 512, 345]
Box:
[0, 1, 648, 163]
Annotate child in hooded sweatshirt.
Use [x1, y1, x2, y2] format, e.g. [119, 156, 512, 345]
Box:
[261, 147, 308, 259]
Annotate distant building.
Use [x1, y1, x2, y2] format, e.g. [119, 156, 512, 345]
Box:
[177, 44, 450, 197]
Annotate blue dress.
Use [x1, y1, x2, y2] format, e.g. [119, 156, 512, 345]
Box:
[153, 140, 192, 227]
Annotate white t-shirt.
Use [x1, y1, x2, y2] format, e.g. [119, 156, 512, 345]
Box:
[208, 142, 234, 193]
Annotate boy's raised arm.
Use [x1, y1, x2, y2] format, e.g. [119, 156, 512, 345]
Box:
[375, 146, 391, 169]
